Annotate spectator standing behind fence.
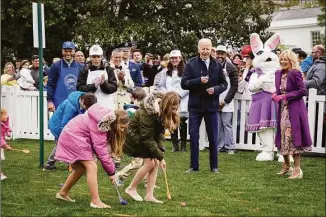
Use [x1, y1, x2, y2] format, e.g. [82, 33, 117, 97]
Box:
[132, 49, 144, 72]
[119, 42, 143, 87]
[30, 55, 50, 89]
[304, 45, 326, 147]
[144, 54, 163, 87]
[215, 45, 238, 154]
[109, 48, 134, 110]
[272, 50, 312, 179]
[109, 48, 134, 168]
[77, 45, 117, 110]
[74, 51, 85, 65]
[154, 50, 189, 152]
[304, 45, 326, 96]
[181, 38, 227, 173]
[1, 62, 18, 86]
[47, 41, 84, 111]
[17, 60, 37, 91]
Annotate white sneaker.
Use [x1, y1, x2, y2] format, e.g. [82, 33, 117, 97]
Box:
[1, 174, 7, 180]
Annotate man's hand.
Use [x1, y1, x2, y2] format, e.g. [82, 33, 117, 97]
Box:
[206, 87, 214, 95]
[118, 71, 125, 81]
[160, 159, 166, 169]
[48, 102, 55, 112]
[201, 76, 209, 84]
[219, 101, 225, 110]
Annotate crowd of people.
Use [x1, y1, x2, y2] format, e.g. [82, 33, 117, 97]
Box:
[1, 37, 325, 208]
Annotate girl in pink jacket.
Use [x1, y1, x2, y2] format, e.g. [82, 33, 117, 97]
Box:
[55, 104, 129, 209]
[1, 107, 12, 180]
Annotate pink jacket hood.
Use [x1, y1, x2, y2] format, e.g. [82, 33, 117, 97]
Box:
[87, 104, 116, 132]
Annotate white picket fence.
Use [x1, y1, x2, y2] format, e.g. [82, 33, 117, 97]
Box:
[1, 86, 325, 153]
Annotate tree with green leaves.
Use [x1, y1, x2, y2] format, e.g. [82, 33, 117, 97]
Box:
[1, 0, 276, 65]
[317, 5, 326, 46]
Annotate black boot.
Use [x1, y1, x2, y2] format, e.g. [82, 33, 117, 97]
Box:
[170, 129, 179, 152]
[180, 117, 188, 152]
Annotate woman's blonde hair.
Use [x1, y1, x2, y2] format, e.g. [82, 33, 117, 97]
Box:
[3, 62, 15, 75]
[1, 107, 7, 115]
[108, 109, 129, 157]
[160, 91, 180, 132]
[279, 50, 301, 71]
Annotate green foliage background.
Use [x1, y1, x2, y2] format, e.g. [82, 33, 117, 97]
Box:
[1, 0, 276, 64]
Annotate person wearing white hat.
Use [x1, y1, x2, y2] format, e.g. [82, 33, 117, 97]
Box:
[154, 50, 189, 152]
[216, 45, 238, 154]
[77, 45, 118, 110]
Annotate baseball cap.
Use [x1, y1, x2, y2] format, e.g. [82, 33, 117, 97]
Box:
[117, 42, 132, 51]
[169, 50, 182, 58]
[216, 45, 227, 52]
[62, 41, 75, 49]
[89, 45, 103, 56]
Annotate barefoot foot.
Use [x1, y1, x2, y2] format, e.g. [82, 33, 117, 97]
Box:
[144, 196, 163, 204]
[125, 187, 143, 201]
[55, 192, 76, 203]
[90, 201, 111, 209]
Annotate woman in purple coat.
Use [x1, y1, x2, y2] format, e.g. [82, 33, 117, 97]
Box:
[272, 50, 312, 179]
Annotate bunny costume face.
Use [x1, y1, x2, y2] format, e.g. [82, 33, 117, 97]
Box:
[250, 33, 281, 72]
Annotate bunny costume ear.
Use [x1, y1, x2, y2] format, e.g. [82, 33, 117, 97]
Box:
[250, 33, 263, 56]
[264, 33, 280, 51]
[98, 112, 117, 132]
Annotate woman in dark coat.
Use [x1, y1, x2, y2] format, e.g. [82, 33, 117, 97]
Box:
[272, 50, 312, 179]
[123, 91, 180, 203]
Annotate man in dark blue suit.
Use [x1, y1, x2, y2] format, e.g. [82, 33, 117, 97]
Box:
[118, 42, 143, 87]
[181, 38, 227, 173]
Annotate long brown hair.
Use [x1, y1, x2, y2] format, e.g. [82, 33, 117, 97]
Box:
[159, 92, 180, 132]
[166, 59, 184, 77]
[109, 109, 129, 157]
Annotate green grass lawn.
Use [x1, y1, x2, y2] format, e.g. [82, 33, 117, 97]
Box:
[1, 139, 325, 216]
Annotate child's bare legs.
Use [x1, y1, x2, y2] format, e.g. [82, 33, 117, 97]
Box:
[144, 159, 162, 203]
[80, 160, 110, 208]
[126, 158, 154, 201]
[58, 161, 85, 199]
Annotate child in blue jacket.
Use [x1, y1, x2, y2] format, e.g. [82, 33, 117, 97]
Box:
[43, 91, 97, 171]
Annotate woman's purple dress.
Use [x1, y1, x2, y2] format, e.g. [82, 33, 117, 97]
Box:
[279, 73, 311, 155]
